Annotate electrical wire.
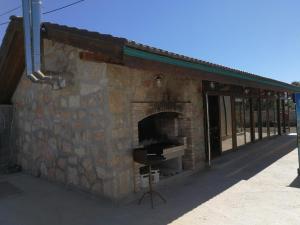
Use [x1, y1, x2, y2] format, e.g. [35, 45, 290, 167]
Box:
[43, 0, 85, 15]
[0, 6, 21, 18]
[0, 0, 86, 26]
[0, 21, 9, 26]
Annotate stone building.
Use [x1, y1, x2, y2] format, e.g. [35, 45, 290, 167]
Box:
[0, 17, 299, 201]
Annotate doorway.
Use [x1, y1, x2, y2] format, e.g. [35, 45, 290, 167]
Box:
[207, 95, 221, 158]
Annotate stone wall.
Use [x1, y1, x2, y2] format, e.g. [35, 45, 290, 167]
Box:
[11, 39, 206, 200]
[12, 40, 118, 199]
[106, 64, 206, 197]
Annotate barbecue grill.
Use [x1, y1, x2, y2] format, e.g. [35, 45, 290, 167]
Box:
[133, 145, 168, 208]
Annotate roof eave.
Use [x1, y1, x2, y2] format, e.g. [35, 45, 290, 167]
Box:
[123, 45, 300, 93]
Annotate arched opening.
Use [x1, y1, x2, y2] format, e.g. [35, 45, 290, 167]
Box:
[138, 112, 182, 146]
[137, 112, 187, 182]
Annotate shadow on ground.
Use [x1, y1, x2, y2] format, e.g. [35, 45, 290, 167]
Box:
[289, 176, 300, 188]
[132, 135, 297, 225]
[0, 135, 297, 225]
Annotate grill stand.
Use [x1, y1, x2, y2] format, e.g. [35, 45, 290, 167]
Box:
[138, 164, 166, 208]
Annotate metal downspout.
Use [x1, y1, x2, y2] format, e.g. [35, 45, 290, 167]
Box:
[31, 0, 52, 81]
[22, 0, 53, 83]
[22, 0, 39, 82]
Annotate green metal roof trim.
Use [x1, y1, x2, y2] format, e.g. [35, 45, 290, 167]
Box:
[124, 46, 300, 92]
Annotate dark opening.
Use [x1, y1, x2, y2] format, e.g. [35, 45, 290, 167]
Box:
[138, 112, 180, 146]
[138, 112, 185, 178]
[208, 95, 221, 158]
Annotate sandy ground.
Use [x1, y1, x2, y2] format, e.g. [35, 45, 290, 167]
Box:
[0, 134, 299, 225]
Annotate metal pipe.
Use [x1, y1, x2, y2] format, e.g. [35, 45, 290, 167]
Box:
[295, 93, 300, 175]
[22, 0, 52, 82]
[31, 0, 41, 73]
[27, 73, 39, 82]
[22, 0, 39, 82]
[31, 0, 52, 80]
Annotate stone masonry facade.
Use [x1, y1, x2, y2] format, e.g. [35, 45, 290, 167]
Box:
[12, 40, 115, 198]
[106, 64, 206, 195]
[12, 39, 206, 200]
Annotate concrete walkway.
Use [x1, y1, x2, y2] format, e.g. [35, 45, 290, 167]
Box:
[0, 135, 299, 225]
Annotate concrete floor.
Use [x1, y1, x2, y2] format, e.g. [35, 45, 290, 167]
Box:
[0, 135, 299, 225]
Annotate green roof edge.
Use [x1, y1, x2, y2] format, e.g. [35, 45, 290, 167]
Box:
[124, 46, 300, 92]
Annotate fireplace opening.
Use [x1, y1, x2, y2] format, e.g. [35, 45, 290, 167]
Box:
[138, 112, 181, 146]
[137, 112, 187, 184]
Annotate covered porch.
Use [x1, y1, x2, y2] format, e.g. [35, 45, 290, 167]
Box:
[203, 80, 296, 160]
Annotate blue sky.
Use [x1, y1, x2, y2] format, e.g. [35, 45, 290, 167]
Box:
[0, 0, 300, 83]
